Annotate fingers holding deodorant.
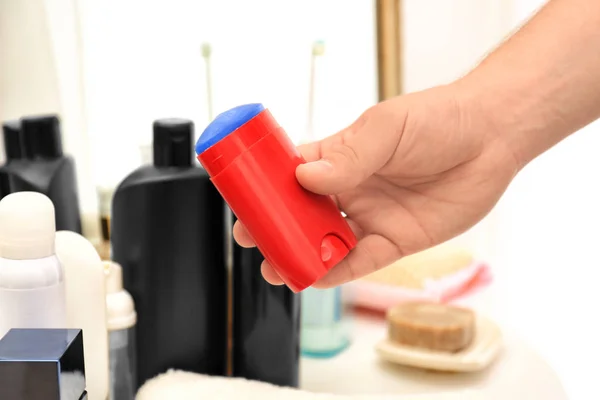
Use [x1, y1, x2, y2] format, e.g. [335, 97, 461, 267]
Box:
[232, 221, 254, 248]
[234, 216, 366, 287]
[233, 105, 403, 289]
[257, 222, 399, 290]
[296, 106, 401, 195]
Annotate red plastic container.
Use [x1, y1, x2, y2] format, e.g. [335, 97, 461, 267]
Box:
[196, 104, 357, 292]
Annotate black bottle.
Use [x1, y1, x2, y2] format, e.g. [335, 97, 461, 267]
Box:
[111, 119, 228, 388]
[1, 115, 81, 233]
[0, 120, 22, 200]
[232, 218, 301, 387]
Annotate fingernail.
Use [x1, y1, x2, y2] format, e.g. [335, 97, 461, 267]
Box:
[302, 159, 333, 174]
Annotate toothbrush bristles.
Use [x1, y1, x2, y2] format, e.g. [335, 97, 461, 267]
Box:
[312, 40, 325, 56]
[201, 43, 212, 58]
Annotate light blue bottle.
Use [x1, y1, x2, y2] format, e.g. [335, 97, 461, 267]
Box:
[301, 286, 350, 358]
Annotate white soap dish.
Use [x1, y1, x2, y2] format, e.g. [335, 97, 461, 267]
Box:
[375, 315, 502, 372]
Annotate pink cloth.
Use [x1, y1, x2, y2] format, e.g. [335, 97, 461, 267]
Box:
[347, 261, 492, 312]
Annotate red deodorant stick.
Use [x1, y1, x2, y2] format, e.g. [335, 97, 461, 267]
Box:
[195, 104, 357, 292]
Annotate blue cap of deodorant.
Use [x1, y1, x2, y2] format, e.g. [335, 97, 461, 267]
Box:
[195, 103, 264, 155]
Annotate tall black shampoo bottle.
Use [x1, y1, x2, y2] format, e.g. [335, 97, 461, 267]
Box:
[232, 215, 301, 387]
[1, 115, 81, 232]
[111, 119, 228, 388]
[0, 121, 23, 200]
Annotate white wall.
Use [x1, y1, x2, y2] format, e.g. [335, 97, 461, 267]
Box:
[43, 0, 97, 218]
[76, 0, 378, 188]
[403, 0, 514, 93]
[0, 0, 62, 162]
[0, 0, 98, 240]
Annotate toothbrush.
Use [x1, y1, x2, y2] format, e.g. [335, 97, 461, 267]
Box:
[306, 40, 325, 143]
[202, 41, 234, 375]
[201, 43, 214, 120]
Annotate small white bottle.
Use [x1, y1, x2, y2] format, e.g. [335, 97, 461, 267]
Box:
[0, 192, 67, 339]
[104, 261, 137, 400]
[55, 230, 109, 400]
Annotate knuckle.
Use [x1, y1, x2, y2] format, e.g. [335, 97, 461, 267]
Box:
[332, 140, 366, 182]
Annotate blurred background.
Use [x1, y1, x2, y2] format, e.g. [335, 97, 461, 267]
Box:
[2, 0, 599, 398]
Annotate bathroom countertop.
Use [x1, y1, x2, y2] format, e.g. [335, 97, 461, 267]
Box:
[299, 290, 568, 399]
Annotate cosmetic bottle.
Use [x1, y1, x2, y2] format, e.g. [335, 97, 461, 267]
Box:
[55, 231, 109, 400]
[111, 118, 228, 387]
[0, 120, 23, 200]
[95, 185, 114, 260]
[0, 328, 87, 400]
[301, 286, 351, 357]
[195, 104, 357, 293]
[0, 171, 5, 200]
[0, 192, 67, 339]
[232, 219, 301, 387]
[6, 115, 81, 233]
[104, 261, 137, 400]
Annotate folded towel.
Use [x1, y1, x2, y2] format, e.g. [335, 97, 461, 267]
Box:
[348, 261, 492, 312]
[136, 370, 477, 399]
[361, 246, 475, 289]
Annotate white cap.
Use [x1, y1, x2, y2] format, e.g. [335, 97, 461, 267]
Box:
[0, 192, 56, 260]
[103, 261, 137, 330]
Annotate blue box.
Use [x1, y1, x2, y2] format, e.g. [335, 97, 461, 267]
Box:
[0, 329, 87, 400]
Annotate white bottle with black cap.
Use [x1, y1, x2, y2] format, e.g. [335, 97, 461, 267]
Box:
[0, 191, 67, 339]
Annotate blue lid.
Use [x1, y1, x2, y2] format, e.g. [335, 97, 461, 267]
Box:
[195, 103, 265, 154]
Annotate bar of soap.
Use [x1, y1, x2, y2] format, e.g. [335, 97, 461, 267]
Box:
[387, 302, 475, 352]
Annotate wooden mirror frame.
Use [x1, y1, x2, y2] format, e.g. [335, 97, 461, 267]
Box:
[375, 0, 403, 101]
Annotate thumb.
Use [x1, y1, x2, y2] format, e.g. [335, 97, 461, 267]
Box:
[296, 104, 404, 195]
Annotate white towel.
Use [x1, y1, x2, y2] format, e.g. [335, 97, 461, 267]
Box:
[136, 370, 478, 400]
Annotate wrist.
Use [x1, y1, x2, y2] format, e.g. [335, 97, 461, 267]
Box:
[453, 69, 572, 171]
[442, 78, 522, 178]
